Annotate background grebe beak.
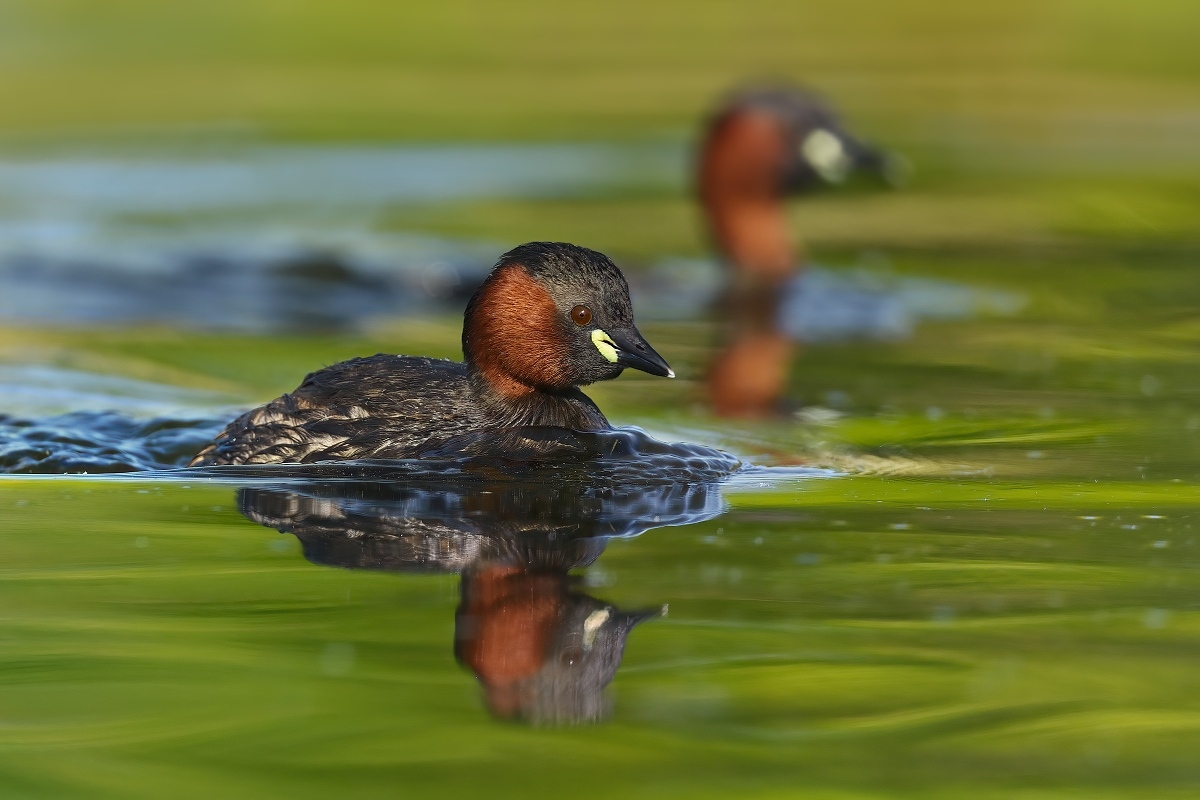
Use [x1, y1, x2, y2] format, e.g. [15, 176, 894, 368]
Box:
[607, 327, 675, 378]
[849, 143, 912, 189]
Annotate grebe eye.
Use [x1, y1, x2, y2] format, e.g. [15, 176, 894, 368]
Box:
[570, 305, 592, 326]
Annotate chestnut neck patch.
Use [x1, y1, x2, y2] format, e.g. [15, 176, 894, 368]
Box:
[464, 264, 572, 398]
[699, 111, 797, 278]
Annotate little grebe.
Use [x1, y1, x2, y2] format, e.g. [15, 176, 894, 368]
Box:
[190, 242, 673, 465]
[698, 84, 898, 278]
[697, 85, 899, 416]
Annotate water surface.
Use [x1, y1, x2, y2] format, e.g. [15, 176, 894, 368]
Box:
[0, 145, 1198, 798]
[1, 323, 1197, 798]
[2, 453, 1196, 797]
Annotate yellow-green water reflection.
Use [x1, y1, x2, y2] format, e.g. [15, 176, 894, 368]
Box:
[0, 461, 1197, 797]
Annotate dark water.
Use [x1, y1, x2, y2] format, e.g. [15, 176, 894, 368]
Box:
[0, 412, 224, 473]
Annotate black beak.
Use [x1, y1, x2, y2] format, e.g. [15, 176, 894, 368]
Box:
[852, 143, 910, 189]
[616, 605, 668, 633]
[608, 327, 674, 378]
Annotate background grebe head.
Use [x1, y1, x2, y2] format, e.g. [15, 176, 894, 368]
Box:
[697, 84, 907, 417]
[697, 83, 905, 277]
[700, 84, 903, 201]
[462, 242, 673, 398]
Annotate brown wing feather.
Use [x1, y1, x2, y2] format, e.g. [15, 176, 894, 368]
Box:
[190, 355, 477, 465]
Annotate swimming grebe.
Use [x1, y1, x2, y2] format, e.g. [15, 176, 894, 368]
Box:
[190, 242, 673, 466]
[697, 84, 900, 416]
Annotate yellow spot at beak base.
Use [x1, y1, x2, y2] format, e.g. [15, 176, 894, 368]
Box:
[582, 608, 610, 650]
[591, 329, 619, 363]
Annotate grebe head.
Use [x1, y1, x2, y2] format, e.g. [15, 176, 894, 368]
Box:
[463, 242, 673, 398]
[697, 83, 905, 278]
[699, 84, 903, 204]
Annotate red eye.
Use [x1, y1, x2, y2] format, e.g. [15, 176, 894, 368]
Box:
[571, 305, 592, 326]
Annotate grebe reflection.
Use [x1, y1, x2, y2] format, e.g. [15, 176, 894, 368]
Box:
[235, 470, 723, 724]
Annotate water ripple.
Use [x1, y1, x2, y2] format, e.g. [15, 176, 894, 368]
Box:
[0, 411, 224, 473]
[0, 411, 741, 483]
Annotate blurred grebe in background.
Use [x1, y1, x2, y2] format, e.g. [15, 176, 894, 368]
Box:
[697, 84, 904, 416]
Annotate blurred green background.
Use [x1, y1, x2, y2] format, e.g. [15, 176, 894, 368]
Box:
[2, 0, 1199, 254]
